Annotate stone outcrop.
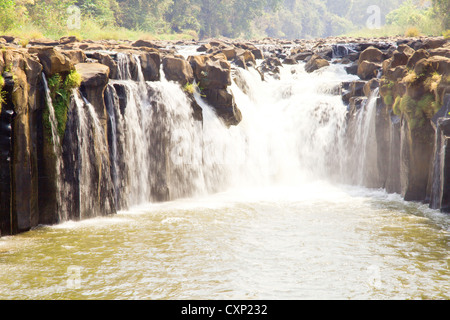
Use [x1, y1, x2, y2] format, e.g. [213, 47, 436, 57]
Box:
[0, 34, 449, 238]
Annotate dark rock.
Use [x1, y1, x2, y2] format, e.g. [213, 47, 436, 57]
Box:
[304, 54, 329, 73]
[139, 51, 161, 81]
[357, 60, 380, 80]
[406, 49, 430, 70]
[358, 46, 384, 64]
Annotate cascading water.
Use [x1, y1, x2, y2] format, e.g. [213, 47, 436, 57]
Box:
[345, 88, 381, 187]
[42, 73, 67, 221]
[58, 51, 377, 219]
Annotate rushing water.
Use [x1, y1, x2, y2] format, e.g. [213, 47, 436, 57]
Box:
[0, 56, 449, 300]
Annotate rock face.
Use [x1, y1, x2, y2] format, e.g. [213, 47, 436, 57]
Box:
[0, 35, 449, 238]
[188, 53, 242, 126]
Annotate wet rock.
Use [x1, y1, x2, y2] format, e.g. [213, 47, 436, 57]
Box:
[203, 88, 242, 126]
[304, 54, 329, 73]
[139, 51, 161, 82]
[162, 56, 194, 86]
[75, 63, 110, 126]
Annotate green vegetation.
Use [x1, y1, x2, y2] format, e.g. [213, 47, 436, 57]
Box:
[183, 82, 196, 95]
[43, 70, 81, 141]
[0, 0, 447, 40]
[383, 93, 393, 106]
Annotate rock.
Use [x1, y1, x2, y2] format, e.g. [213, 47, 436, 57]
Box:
[428, 47, 450, 58]
[397, 43, 415, 56]
[390, 50, 409, 68]
[414, 56, 450, 78]
[304, 54, 329, 73]
[357, 60, 380, 80]
[429, 117, 450, 211]
[131, 39, 161, 49]
[283, 57, 297, 65]
[197, 58, 231, 90]
[423, 38, 447, 49]
[0, 35, 14, 43]
[406, 49, 430, 70]
[400, 117, 435, 201]
[59, 36, 80, 45]
[139, 51, 160, 82]
[28, 46, 74, 77]
[28, 38, 59, 46]
[62, 49, 87, 65]
[363, 78, 380, 97]
[358, 46, 384, 64]
[75, 63, 110, 125]
[90, 52, 118, 79]
[75, 62, 110, 88]
[292, 51, 313, 61]
[345, 62, 358, 75]
[162, 56, 194, 86]
[197, 43, 212, 52]
[203, 88, 242, 126]
[1, 49, 42, 233]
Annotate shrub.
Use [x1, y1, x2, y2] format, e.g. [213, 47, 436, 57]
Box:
[405, 26, 421, 37]
[384, 94, 393, 106]
[444, 30, 450, 40]
[44, 70, 82, 141]
[392, 96, 402, 116]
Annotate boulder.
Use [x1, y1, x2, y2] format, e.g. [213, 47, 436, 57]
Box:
[139, 51, 161, 82]
[390, 50, 409, 68]
[90, 52, 118, 79]
[357, 60, 380, 80]
[62, 49, 86, 65]
[162, 56, 194, 86]
[304, 54, 329, 73]
[28, 46, 73, 77]
[197, 58, 231, 90]
[203, 88, 242, 126]
[75, 63, 110, 126]
[358, 46, 384, 64]
[406, 49, 430, 70]
[131, 39, 161, 49]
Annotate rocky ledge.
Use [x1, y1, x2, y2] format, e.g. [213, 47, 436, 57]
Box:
[0, 34, 449, 237]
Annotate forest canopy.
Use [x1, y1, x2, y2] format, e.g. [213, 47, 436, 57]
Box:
[0, 0, 448, 40]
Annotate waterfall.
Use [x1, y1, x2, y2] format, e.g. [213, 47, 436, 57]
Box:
[345, 88, 380, 187]
[42, 73, 67, 221]
[54, 51, 382, 221]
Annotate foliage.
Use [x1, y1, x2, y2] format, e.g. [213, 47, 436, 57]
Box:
[383, 93, 393, 106]
[0, 0, 447, 39]
[443, 29, 450, 39]
[44, 70, 81, 140]
[405, 26, 420, 37]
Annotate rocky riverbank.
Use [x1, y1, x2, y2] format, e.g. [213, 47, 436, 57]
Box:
[0, 34, 449, 237]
